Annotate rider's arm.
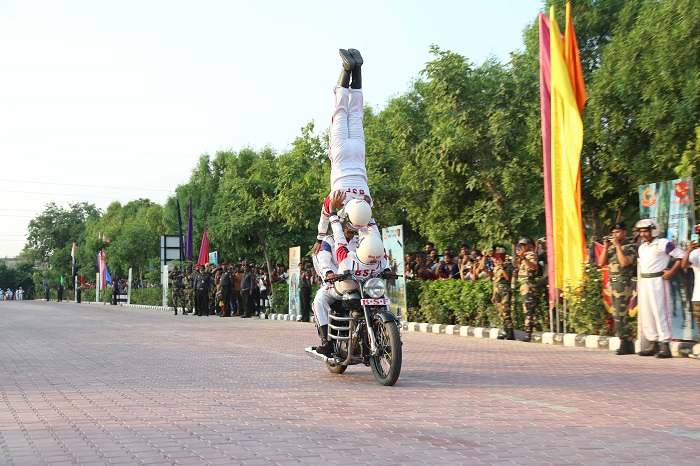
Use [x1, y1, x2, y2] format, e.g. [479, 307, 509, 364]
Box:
[316, 196, 332, 242]
[317, 240, 337, 278]
[329, 213, 350, 263]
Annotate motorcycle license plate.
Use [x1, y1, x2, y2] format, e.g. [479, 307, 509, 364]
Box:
[361, 298, 389, 306]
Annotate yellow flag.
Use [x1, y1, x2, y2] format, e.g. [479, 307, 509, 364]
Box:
[550, 5, 585, 290]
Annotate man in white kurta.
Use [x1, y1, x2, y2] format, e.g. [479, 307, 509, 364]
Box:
[680, 223, 700, 358]
[636, 220, 684, 358]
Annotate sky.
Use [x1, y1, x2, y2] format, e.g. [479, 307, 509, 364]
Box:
[0, 0, 545, 258]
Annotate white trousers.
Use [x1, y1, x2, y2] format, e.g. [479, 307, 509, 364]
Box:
[638, 276, 673, 342]
[312, 285, 341, 327]
[329, 87, 368, 193]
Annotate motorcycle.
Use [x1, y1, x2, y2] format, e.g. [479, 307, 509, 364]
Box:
[305, 270, 403, 386]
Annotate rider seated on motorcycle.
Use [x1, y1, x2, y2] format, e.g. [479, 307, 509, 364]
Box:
[313, 191, 388, 355]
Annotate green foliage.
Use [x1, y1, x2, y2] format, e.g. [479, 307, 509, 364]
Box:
[415, 279, 497, 326]
[270, 283, 289, 315]
[130, 288, 163, 306]
[405, 280, 424, 322]
[0, 260, 35, 296]
[563, 263, 612, 335]
[456, 280, 498, 327]
[18, 3, 700, 330]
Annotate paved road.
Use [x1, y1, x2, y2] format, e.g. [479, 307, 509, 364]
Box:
[0, 301, 699, 465]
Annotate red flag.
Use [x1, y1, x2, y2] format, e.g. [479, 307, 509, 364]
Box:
[564, 2, 587, 116]
[197, 228, 210, 266]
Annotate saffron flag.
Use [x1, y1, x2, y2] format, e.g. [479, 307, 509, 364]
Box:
[540, 2, 586, 293]
[198, 228, 210, 267]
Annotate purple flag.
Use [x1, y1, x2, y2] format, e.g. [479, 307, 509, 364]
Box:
[187, 197, 193, 262]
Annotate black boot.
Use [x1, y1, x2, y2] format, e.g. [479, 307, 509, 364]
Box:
[497, 329, 507, 340]
[338, 49, 354, 88]
[523, 331, 532, 342]
[638, 341, 659, 356]
[174, 308, 178, 315]
[506, 328, 516, 340]
[314, 324, 334, 355]
[348, 48, 362, 89]
[616, 339, 633, 355]
[655, 341, 672, 358]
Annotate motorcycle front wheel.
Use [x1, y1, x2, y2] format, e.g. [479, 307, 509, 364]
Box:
[370, 320, 402, 386]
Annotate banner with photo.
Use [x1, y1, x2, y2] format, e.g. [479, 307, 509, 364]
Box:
[288, 246, 301, 317]
[382, 225, 407, 318]
[638, 178, 697, 341]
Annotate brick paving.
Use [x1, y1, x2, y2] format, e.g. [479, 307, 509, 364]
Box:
[0, 301, 699, 465]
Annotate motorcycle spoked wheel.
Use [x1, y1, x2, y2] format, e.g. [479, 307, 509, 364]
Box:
[369, 320, 402, 386]
[325, 340, 348, 374]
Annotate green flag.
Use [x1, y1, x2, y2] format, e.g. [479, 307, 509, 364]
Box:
[60, 275, 65, 286]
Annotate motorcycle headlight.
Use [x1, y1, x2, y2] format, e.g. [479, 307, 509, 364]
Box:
[364, 278, 386, 298]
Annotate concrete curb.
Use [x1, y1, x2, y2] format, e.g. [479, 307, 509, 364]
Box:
[80, 302, 700, 358]
[400, 321, 698, 358]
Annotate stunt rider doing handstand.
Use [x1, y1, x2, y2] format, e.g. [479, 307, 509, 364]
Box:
[315, 48, 374, 248]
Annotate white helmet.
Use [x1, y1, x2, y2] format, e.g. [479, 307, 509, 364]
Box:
[356, 233, 384, 265]
[340, 199, 372, 230]
[634, 219, 660, 238]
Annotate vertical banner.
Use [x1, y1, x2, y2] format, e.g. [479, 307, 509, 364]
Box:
[288, 246, 301, 317]
[639, 178, 697, 341]
[382, 225, 407, 318]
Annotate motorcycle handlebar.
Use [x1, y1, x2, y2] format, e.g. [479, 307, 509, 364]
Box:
[325, 270, 399, 283]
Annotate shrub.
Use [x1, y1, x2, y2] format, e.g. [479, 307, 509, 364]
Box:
[270, 283, 289, 315]
[563, 263, 613, 335]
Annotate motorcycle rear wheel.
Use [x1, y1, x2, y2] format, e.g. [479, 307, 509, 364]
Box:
[370, 320, 402, 386]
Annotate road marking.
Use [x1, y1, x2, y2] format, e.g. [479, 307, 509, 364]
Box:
[489, 394, 580, 413]
[266, 350, 296, 358]
[658, 428, 700, 440]
[74, 316, 131, 326]
[399, 375, 443, 386]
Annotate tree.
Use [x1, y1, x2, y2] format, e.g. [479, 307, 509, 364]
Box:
[584, 0, 700, 233]
[23, 202, 101, 265]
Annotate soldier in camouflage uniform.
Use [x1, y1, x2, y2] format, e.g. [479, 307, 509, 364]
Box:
[516, 237, 540, 341]
[169, 267, 184, 315]
[493, 245, 515, 340]
[597, 222, 638, 355]
[184, 269, 194, 315]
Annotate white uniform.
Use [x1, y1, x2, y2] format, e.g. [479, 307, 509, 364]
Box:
[687, 248, 700, 302]
[312, 233, 357, 327]
[312, 214, 386, 327]
[637, 238, 684, 342]
[317, 86, 372, 240]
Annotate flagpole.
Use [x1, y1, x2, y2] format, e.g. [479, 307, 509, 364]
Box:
[176, 199, 185, 262]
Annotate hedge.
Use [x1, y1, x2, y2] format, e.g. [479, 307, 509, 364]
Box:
[265, 272, 613, 334]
